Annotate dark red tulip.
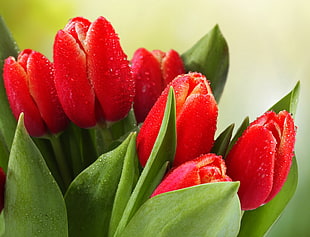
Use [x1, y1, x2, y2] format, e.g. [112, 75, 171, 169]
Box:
[0, 168, 5, 212]
[53, 16, 134, 128]
[131, 48, 185, 123]
[152, 154, 232, 197]
[225, 111, 296, 210]
[136, 72, 218, 167]
[3, 49, 68, 136]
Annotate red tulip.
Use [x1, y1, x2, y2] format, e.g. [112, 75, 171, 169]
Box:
[151, 154, 232, 197]
[0, 168, 5, 212]
[53, 16, 134, 128]
[131, 48, 185, 123]
[225, 111, 296, 210]
[136, 72, 218, 167]
[3, 49, 68, 136]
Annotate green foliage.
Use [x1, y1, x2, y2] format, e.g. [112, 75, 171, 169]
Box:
[3, 115, 68, 237]
[114, 87, 177, 237]
[182, 25, 229, 102]
[0, 17, 19, 170]
[64, 133, 137, 237]
[120, 182, 241, 237]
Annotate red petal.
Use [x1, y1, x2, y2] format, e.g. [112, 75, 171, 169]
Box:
[151, 154, 231, 197]
[265, 111, 295, 203]
[86, 16, 134, 122]
[226, 125, 276, 210]
[174, 93, 217, 166]
[3, 57, 46, 136]
[161, 49, 185, 86]
[25, 50, 68, 134]
[132, 48, 163, 123]
[197, 154, 232, 183]
[151, 160, 200, 197]
[53, 30, 96, 128]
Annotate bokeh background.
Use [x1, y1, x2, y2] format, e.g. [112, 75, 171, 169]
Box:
[1, 0, 309, 236]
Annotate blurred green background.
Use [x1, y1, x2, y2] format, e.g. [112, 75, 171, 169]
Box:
[1, 0, 309, 236]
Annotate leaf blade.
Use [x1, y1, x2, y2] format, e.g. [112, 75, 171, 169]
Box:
[114, 87, 177, 236]
[182, 25, 229, 101]
[0, 16, 19, 170]
[121, 182, 241, 237]
[64, 133, 136, 237]
[3, 114, 68, 237]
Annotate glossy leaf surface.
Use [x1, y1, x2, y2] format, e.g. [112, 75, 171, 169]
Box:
[120, 182, 241, 237]
[65, 133, 136, 237]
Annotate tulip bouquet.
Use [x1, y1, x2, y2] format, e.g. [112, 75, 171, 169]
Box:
[0, 15, 299, 237]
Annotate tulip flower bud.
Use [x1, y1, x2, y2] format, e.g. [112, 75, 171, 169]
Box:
[225, 111, 296, 210]
[131, 48, 185, 123]
[152, 154, 231, 197]
[53, 16, 134, 128]
[137, 72, 218, 167]
[0, 168, 5, 212]
[3, 49, 68, 137]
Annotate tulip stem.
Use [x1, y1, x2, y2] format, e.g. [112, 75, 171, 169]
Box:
[95, 124, 114, 155]
[49, 135, 72, 190]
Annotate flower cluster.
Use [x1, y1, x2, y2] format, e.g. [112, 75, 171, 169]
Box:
[0, 15, 298, 236]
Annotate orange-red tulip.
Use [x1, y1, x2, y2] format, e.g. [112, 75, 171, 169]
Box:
[152, 154, 231, 197]
[3, 49, 68, 136]
[131, 48, 185, 123]
[225, 111, 296, 210]
[137, 72, 218, 167]
[53, 16, 134, 128]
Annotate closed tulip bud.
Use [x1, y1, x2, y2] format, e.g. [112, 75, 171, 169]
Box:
[152, 154, 232, 197]
[131, 48, 185, 123]
[3, 49, 68, 137]
[53, 16, 134, 128]
[137, 72, 218, 167]
[225, 111, 296, 210]
[0, 168, 5, 212]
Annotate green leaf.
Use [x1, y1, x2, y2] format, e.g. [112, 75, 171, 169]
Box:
[269, 81, 300, 118]
[64, 132, 136, 237]
[120, 182, 241, 237]
[211, 123, 234, 156]
[238, 82, 300, 236]
[114, 87, 177, 237]
[0, 16, 19, 170]
[3, 114, 68, 237]
[108, 133, 140, 237]
[182, 25, 229, 101]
